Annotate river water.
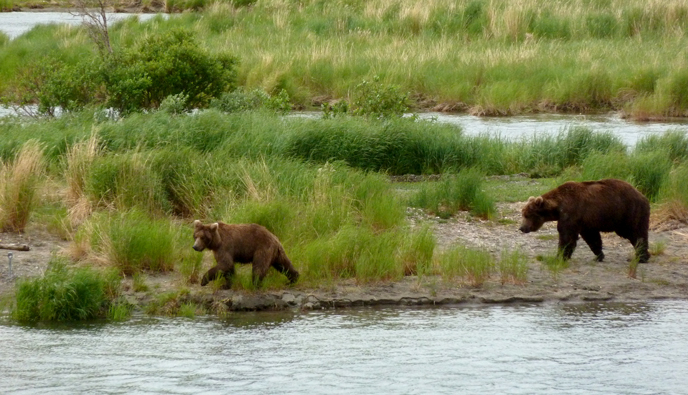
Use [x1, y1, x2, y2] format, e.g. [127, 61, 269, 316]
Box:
[1, 301, 687, 394]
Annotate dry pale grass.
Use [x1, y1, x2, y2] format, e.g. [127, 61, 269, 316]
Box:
[0, 140, 45, 233]
[64, 134, 101, 226]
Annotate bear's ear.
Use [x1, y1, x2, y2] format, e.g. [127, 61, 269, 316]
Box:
[209, 223, 219, 231]
[527, 196, 546, 209]
[193, 220, 202, 229]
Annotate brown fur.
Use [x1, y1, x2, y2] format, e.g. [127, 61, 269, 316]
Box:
[193, 220, 299, 289]
[519, 179, 650, 263]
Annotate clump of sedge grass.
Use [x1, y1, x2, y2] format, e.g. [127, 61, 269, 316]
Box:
[12, 257, 121, 323]
[80, 210, 178, 275]
[537, 252, 569, 280]
[629, 150, 672, 202]
[64, 134, 101, 225]
[411, 168, 495, 219]
[400, 224, 436, 276]
[0, 140, 45, 232]
[437, 244, 494, 287]
[498, 249, 529, 285]
[656, 163, 688, 223]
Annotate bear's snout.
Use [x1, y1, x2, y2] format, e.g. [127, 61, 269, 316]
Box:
[519, 224, 531, 233]
[192, 238, 205, 251]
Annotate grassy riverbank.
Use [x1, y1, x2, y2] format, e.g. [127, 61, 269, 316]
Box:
[3, 0, 688, 117]
[1, 109, 688, 321]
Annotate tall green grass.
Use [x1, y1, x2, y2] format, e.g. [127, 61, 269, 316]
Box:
[77, 210, 180, 275]
[3, 1, 688, 116]
[411, 167, 495, 219]
[12, 257, 120, 322]
[437, 244, 494, 287]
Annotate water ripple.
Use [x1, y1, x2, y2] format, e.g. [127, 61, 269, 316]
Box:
[1, 301, 687, 394]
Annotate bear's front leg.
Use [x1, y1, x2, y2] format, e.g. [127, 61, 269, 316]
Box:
[201, 266, 234, 289]
[557, 225, 578, 260]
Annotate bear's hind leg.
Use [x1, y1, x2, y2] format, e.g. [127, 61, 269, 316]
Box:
[272, 251, 299, 284]
[581, 230, 604, 261]
[251, 251, 271, 287]
[627, 235, 650, 263]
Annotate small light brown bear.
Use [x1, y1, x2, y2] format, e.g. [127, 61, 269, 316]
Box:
[192, 220, 299, 289]
[519, 179, 650, 263]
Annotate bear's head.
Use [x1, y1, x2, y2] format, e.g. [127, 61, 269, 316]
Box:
[519, 196, 558, 233]
[193, 220, 220, 251]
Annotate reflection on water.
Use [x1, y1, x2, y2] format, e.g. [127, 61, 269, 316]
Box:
[1, 301, 687, 394]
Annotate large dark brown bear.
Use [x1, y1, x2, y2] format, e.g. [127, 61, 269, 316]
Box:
[519, 179, 650, 263]
[192, 220, 299, 289]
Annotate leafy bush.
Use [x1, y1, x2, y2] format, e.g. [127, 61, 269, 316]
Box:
[323, 76, 409, 119]
[102, 28, 237, 114]
[1, 57, 102, 117]
[13, 257, 120, 322]
[210, 88, 291, 114]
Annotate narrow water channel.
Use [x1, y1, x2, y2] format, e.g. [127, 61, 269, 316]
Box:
[1, 301, 687, 394]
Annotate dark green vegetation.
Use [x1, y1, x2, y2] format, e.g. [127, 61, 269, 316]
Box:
[2, 0, 688, 321]
[1, 112, 687, 321]
[4, 0, 688, 117]
[12, 257, 124, 322]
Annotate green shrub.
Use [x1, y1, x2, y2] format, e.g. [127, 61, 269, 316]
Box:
[13, 258, 120, 322]
[210, 88, 291, 114]
[1, 57, 101, 117]
[350, 76, 409, 118]
[323, 75, 409, 119]
[102, 28, 237, 114]
[159, 93, 189, 115]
